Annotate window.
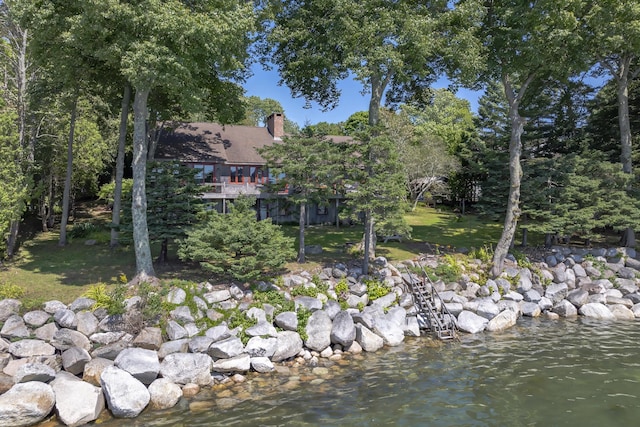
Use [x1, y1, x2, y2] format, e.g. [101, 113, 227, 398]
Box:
[230, 166, 244, 183]
[192, 164, 215, 184]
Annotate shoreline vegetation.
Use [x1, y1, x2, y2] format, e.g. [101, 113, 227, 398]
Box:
[1, 227, 640, 425]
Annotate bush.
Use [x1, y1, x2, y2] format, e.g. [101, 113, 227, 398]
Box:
[178, 196, 295, 282]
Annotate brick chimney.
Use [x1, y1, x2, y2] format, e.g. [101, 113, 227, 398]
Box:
[266, 112, 284, 139]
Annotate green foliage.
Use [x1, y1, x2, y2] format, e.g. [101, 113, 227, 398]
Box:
[469, 246, 494, 263]
[85, 283, 126, 315]
[253, 288, 295, 315]
[425, 255, 462, 283]
[68, 222, 99, 239]
[296, 307, 311, 342]
[364, 279, 390, 301]
[98, 179, 133, 206]
[0, 281, 25, 300]
[178, 196, 295, 282]
[225, 308, 257, 345]
[511, 250, 532, 269]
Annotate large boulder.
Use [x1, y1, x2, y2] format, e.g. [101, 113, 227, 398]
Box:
[486, 310, 518, 332]
[14, 363, 56, 384]
[75, 311, 99, 337]
[271, 331, 303, 362]
[244, 337, 277, 358]
[521, 302, 541, 317]
[372, 314, 404, 347]
[304, 310, 332, 351]
[0, 382, 55, 427]
[61, 346, 92, 375]
[159, 353, 212, 386]
[274, 312, 298, 331]
[148, 378, 183, 410]
[545, 283, 569, 304]
[355, 324, 384, 352]
[114, 348, 160, 385]
[552, 300, 578, 317]
[208, 336, 244, 359]
[609, 304, 635, 320]
[330, 311, 356, 348]
[457, 310, 488, 334]
[100, 366, 150, 418]
[8, 340, 55, 358]
[211, 354, 251, 373]
[51, 328, 91, 352]
[51, 371, 104, 426]
[579, 303, 615, 320]
[1, 315, 30, 340]
[0, 299, 21, 322]
[132, 327, 163, 351]
[566, 289, 589, 308]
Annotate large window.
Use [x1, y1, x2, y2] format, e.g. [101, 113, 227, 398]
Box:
[192, 164, 215, 184]
[230, 166, 266, 184]
[230, 166, 244, 183]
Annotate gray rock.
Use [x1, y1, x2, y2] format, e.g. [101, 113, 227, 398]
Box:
[169, 306, 195, 323]
[51, 371, 104, 426]
[43, 300, 66, 315]
[523, 289, 542, 303]
[244, 336, 277, 358]
[54, 309, 77, 329]
[0, 299, 21, 322]
[572, 264, 587, 277]
[609, 304, 635, 320]
[82, 358, 114, 387]
[566, 289, 589, 308]
[330, 311, 356, 348]
[625, 256, 640, 270]
[158, 339, 189, 359]
[457, 310, 488, 334]
[90, 331, 127, 345]
[132, 327, 163, 350]
[545, 283, 569, 304]
[476, 300, 500, 320]
[229, 284, 245, 300]
[522, 302, 542, 317]
[552, 300, 578, 317]
[587, 293, 607, 305]
[274, 311, 298, 331]
[250, 357, 275, 373]
[9, 339, 56, 358]
[551, 266, 567, 283]
[205, 324, 232, 342]
[114, 348, 160, 385]
[579, 303, 615, 320]
[189, 336, 214, 353]
[148, 378, 183, 410]
[76, 311, 99, 336]
[61, 346, 92, 375]
[324, 300, 342, 319]
[372, 315, 404, 346]
[617, 267, 637, 280]
[404, 316, 421, 337]
[304, 310, 332, 351]
[69, 297, 96, 312]
[607, 296, 633, 308]
[166, 320, 188, 341]
[211, 353, 251, 373]
[497, 300, 522, 315]
[51, 328, 91, 352]
[516, 274, 533, 293]
[100, 366, 150, 418]
[22, 311, 50, 328]
[443, 302, 464, 317]
[355, 324, 384, 352]
[208, 336, 244, 359]
[14, 363, 56, 383]
[486, 310, 518, 332]
[246, 321, 278, 337]
[159, 353, 213, 386]
[203, 289, 231, 304]
[294, 296, 323, 312]
[385, 306, 407, 327]
[1, 314, 30, 339]
[245, 307, 267, 323]
[271, 331, 304, 362]
[166, 288, 186, 305]
[0, 381, 55, 426]
[34, 323, 59, 342]
[371, 292, 397, 309]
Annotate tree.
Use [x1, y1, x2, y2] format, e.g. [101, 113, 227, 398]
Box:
[263, 0, 452, 273]
[458, 0, 584, 276]
[121, 161, 204, 263]
[178, 196, 295, 282]
[53, 0, 255, 282]
[259, 131, 340, 263]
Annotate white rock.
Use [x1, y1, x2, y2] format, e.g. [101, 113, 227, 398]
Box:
[148, 378, 182, 410]
[457, 310, 488, 334]
[579, 303, 614, 320]
[51, 371, 104, 426]
[100, 366, 150, 418]
[159, 353, 213, 386]
[0, 381, 55, 426]
[114, 348, 160, 385]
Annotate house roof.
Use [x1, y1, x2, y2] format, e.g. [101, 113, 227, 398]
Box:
[154, 122, 276, 165]
[154, 120, 355, 165]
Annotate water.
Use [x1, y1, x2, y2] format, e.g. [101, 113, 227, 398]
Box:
[96, 318, 640, 427]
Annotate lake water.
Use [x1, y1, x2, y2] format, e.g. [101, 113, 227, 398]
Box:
[93, 318, 640, 427]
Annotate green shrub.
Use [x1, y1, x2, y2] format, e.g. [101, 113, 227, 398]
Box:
[297, 307, 312, 341]
[364, 279, 390, 301]
[69, 222, 98, 239]
[0, 282, 25, 299]
[84, 282, 126, 315]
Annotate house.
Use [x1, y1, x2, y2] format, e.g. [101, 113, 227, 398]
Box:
[154, 113, 344, 225]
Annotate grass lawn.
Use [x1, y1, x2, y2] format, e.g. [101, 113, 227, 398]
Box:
[0, 204, 502, 305]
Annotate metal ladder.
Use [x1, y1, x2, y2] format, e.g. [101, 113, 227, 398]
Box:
[404, 267, 458, 341]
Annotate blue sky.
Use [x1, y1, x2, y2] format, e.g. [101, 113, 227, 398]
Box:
[243, 63, 483, 127]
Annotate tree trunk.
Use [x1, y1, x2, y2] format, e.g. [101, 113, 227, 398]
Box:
[110, 84, 131, 248]
[521, 228, 528, 247]
[58, 93, 79, 247]
[617, 57, 633, 175]
[362, 210, 376, 275]
[131, 87, 155, 281]
[5, 221, 20, 259]
[621, 228, 636, 248]
[491, 75, 530, 277]
[298, 202, 306, 263]
[158, 238, 168, 263]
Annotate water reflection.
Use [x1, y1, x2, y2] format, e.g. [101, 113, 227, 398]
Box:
[90, 318, 640, 427]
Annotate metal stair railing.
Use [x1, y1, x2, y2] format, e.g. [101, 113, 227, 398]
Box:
[403, 266, 458, 341]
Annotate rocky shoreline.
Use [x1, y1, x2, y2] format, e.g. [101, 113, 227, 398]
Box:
[1, 245, 639, 426]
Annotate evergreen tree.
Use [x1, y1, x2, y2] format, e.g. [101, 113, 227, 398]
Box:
[178, 196, 295, 282]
